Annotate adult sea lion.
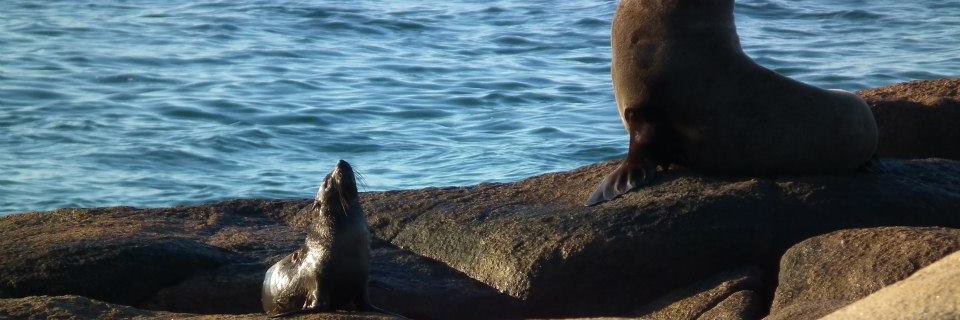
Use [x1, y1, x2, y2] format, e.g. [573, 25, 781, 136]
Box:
[586, 0, 878, 205]
[262, 160, 388, 317]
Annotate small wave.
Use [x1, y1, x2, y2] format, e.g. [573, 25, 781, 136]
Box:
[367, 18, 429, 31]
[563, 56, 608, 64]
[574, 17, 608, 28]
[481, 6, 507, 14]
[253, 113, 330, 126]
[17, 2, 43, 9]
[24, 63, 68, 72]
[380, 64, 452, 74]
[111, 56, 179, 67]
[313, 21, 384, 35]
[390, 109, 454, 120]
[492, 35, 540, 46]
[529, 126, 568, 136]
[736, 1, 793, 18]
[95, 73, 179, 85]
[760, 26, 818, 37]
[48, 119, 108, 131]
[493, 46, 551, 55]
[488, 81, 535, 91]
[145, 148, 239, 169]
[803, 9, 884, 20]
[770, 66, 808, 76]
[465, 119, 526, 133]
[244, 49, 306, 59]
[271, 79, 321, 90]
[446, 96, 484, 107]
[188, 23, 241, 32]
[140, 12, 172, 18]
[159, 106, 240, 125]
[482, 93, 529, 105]
[485, 19, 527, 27]
[0, 88, 68, 101]
[298, 6, 365, 19]
[322, 142, 382, 154]
[20, 28, 67, 37]
[557, 85, 589, 93]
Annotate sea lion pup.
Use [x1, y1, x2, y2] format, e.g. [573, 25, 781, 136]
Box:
[262, 160, 393, 317]
[586, 0, 878, 205]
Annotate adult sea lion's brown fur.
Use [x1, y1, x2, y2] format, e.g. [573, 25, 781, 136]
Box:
[261, 160, 390, 317]
[586, 0, 878, 205]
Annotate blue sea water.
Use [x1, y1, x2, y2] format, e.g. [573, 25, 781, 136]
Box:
[1, 0, 959, 214]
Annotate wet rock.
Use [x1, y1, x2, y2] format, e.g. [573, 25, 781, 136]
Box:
[361, 158, 960, 316]
[766, 227, 960, 320]
[857, 78, 960, 160]
[819, 249, 960, 320]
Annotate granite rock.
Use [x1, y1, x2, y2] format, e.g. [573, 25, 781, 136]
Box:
[766, 227, 960, 320]
[819, 249, 960, 320]
[858, 78, 960, 160]
[361, 158, 960, 316]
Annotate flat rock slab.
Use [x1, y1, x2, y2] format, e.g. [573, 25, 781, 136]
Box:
[0, 295, 400, 320]
[858, 78, 960, 160]
[819, 249, 960, 320]
[362, 158, 960, 316]
[0, 201, 520, 319]
[767, 227, 960, 320]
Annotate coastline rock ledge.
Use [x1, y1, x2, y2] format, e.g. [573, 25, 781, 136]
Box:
[1, 78, 960, 319]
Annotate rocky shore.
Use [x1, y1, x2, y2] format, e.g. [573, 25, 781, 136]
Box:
[2, 78, 959, 319]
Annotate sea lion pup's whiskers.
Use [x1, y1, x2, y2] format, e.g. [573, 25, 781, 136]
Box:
[262, 160, 402, 318]
[354, 170, 369, 192]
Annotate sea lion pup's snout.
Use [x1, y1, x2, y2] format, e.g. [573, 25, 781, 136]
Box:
[317, 159, 359, 210]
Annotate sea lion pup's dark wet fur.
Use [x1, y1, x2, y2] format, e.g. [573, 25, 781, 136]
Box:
[586, 0, 878, 205]
[261, 160, 396, 317]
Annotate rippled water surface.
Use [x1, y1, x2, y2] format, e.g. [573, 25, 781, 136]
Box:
[2, 0, 959, 214]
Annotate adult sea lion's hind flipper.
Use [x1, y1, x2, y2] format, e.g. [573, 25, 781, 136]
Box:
[584, 161, 656, 206]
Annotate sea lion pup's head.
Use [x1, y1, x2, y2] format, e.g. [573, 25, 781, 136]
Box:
[314, 159, 361, 217]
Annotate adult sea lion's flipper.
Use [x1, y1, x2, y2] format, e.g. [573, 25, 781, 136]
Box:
[585, 160, 656, 206]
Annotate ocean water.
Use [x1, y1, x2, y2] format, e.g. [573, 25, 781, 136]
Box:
[2, 0, 959, 214]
